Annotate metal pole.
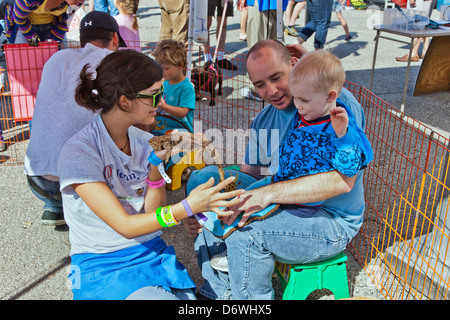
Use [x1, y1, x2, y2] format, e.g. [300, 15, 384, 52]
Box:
[400, 37, 415, 113]
[186, 0, 195, 80]
[277, 0, 283, 42]
[369, 30, 380, 92]
[214, 0, 229, 60]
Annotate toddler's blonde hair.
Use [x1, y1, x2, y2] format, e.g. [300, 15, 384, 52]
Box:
[290, 50, 345, 95]
[153, 39, 187, 69]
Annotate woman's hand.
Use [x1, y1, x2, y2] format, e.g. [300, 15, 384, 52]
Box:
[186, 176, 245, 216]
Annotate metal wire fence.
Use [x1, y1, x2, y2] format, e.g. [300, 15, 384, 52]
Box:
[346, 83, 450, 300]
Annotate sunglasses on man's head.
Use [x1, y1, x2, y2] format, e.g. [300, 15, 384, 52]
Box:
[126, 84, 164, 107]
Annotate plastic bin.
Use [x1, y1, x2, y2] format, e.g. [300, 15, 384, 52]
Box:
[383, 8, 430, 30]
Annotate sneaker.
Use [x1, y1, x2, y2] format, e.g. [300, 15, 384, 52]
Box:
[284, 26, 299, 37]
[240, 87, 262, 102]
[210, 250, 229, 273]
[349, 0, 366, 9]
[345, 34, 352, 41]
[216, 58, 238, 71]
[41, 210, 66, 226]
[353, 2, 367, 9]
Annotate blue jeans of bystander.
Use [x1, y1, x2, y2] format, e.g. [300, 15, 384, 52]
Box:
[13, 24, 53, 43]
[298, 0, 333, 49]
[26, 175, 63, 214]
[94, 0, 119, 16]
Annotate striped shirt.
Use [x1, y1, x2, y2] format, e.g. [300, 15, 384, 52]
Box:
[5, 0, 73, 42]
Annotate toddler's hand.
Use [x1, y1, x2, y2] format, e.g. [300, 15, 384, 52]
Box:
[330, 107, 349, 139]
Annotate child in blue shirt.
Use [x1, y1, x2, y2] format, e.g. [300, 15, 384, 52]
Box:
[152, 39, 196, 133]
[273, 51, 373, 184]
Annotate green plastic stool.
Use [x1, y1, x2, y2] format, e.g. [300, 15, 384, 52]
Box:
[224, 165, 241, 171]
[275, 252, 350, 300]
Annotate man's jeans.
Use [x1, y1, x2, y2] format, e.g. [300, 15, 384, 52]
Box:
[186, 165, 349, 299]
[26, 175, 63, 214]
[13, 24, 53, 43]
[298, 0, 333, 49]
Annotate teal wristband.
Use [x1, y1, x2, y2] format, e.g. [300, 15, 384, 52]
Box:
[148, 151, 163, 166]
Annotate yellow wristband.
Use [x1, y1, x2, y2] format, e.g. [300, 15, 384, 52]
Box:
[161, 206, 179, 227]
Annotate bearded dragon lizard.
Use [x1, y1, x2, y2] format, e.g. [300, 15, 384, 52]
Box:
[148, 132, 240, 191]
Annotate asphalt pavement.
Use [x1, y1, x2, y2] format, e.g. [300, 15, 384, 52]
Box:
[0, 0, 448, 300]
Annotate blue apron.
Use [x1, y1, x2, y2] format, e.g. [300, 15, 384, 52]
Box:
[68, 236, 196, 300]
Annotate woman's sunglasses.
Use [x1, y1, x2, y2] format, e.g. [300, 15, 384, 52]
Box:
[126, 84, 164, 107]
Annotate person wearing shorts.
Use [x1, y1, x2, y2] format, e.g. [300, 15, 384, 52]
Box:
[203, 0, 238, 70]
[333, 0, 351, 41]
[208, 0, 234, 17]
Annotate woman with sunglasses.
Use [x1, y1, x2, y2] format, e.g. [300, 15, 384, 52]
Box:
[57, 50, 243, 300]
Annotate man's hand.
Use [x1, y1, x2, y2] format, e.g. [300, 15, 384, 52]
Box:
[182, 217, 202, 238]
[222, 187, 271, 228]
